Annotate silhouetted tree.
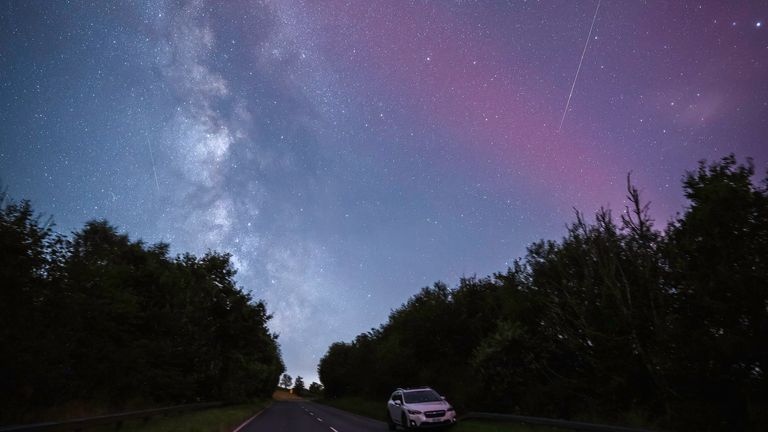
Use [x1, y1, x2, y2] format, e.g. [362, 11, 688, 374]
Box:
[293, 376, 306, 395]
[308, 382, 324, 395]
[318, 155, 768, 431]
[0, 191, 68, 415]
[280, 374, 293, 389]
[662, 155, 768, 430]
[0, 196, 284, 423]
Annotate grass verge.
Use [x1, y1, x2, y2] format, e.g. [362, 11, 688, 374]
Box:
[316, 398, 559, 432]
[316, 397, 384, 421]
[88, 400, 270, 432]
[452, 420, 559, 432]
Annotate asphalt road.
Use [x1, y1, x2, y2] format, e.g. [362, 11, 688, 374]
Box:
[240, 400, 387, 432]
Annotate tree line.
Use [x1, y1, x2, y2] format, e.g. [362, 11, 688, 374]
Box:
[279, 373, 324, 396]
[318, 155, 767, 431]
[0, 196, 284, 424]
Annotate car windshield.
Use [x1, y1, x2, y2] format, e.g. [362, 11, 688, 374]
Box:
[403, 389, 441, 403]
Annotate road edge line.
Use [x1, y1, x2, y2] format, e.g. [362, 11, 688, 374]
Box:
[231, 403, 271, 432]
[309, 400, 385, 425]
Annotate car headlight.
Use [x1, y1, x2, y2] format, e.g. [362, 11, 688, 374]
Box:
[447, 406, 455, 412]
[407, 409, 422, 415]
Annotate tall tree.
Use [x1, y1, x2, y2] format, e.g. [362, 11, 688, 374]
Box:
[0, 192, 67, 416]
[318, 156, 768, 431]
[281, 374, 293, 389]
[1, 195, 284, 423]
[663, 155, 768, 430]
[293, 376, 306, 395]
[308, 382, 324, 395]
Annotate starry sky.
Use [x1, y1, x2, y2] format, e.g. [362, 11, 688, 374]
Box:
[2, 1, 767, 384]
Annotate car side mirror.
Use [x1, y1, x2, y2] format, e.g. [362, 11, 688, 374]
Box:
[441, 396, 446, 400]
[394, 400, 402, 406]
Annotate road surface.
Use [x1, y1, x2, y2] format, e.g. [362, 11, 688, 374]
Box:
[240, 400, 387, 432]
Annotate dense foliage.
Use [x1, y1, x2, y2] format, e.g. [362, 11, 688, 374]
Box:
[280, 373, 294, 389]
[318, 156, 768, 431]
[0, 199, 284, 423]
[293, 376, 306, 395]
[308, 381, 324, 395]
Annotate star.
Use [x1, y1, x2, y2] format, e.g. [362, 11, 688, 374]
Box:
[4, 0, 768, 393]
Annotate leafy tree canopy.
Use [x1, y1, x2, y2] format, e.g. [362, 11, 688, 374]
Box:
[1, 193, 284, 423]
[318, 155, 768, 431]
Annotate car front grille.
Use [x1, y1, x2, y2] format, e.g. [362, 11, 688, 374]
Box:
[424, 410, 446, 418]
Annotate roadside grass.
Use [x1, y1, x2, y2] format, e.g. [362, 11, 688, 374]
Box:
[315, 397, 385, 421]
[452, 420, 560, 432]
[87, 400, 270, 432]
[317, 398, 560, 432]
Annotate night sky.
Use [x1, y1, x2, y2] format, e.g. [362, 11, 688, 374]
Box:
[2, 1, 767, 384]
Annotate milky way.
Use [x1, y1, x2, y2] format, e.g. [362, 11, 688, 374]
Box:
[2, 1, 767, 383]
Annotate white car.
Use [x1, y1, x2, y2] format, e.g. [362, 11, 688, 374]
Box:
[386, 387, 457, 429]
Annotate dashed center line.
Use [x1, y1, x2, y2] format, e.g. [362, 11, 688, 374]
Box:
[303, 405, 336, 430]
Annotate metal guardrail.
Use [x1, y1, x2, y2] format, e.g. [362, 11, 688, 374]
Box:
[462, 412, 659, 432]
[0, 402, 224, 432]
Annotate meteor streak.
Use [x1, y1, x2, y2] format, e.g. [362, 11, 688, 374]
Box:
[559, 0, 602, 131]
[146, 135, 160, 193]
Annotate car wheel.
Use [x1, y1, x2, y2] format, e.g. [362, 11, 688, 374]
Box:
[387, 411, 396, 430]
[401, 413, 409, 430]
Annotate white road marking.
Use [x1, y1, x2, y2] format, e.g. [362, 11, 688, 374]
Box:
[329, 428, 339, 432]
[231, 409, 265, 432]
[317, 417, 323, 422]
